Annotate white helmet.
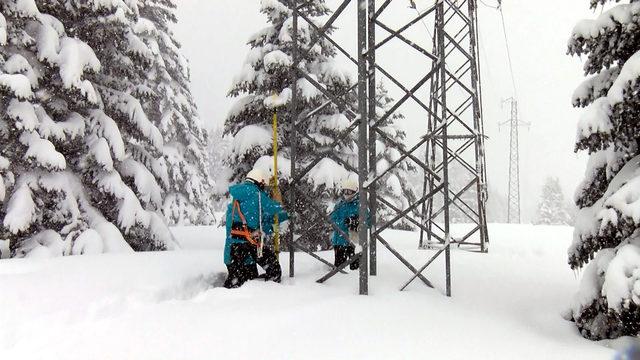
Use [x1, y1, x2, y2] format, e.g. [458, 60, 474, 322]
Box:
[247, 168, 269, 186]
[341, 178, 358, 192]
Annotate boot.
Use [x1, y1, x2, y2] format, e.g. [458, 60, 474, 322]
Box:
[347, 243, 359, 270]
[257, 248, 282, 283]
[350, 257, 360, 270]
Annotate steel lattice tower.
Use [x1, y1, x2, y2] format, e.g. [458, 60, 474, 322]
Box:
[284, 0, 489, 295]
[501, 97, 526, 224]
[419, 0, 489, 253]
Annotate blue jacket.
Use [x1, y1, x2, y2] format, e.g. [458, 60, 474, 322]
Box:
[224, 181, 289, 264]
[330, 197, 369, 247]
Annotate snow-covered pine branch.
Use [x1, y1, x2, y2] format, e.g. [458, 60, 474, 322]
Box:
[136, 0, 215, 225]
[0, 0, 179, 258]
[568, 0, 640, 341]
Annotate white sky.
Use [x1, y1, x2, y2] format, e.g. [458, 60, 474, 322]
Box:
[174, 0, 597, 222]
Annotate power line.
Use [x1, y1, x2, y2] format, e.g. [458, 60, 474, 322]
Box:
[498, 4, 518, 98]
[411, 1, 435, 40]
[478, 0, 517, 98]
[478, 0, 500, 10]
[480, 0, 526, 223]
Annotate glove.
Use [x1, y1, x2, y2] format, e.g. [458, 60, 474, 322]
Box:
[272, 189, 283, 204]
[346, 216, 359, 231]
[251, 230, 263, 244]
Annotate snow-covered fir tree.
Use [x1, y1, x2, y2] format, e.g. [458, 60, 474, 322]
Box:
[0, 0, 91, 257]
[0, 0, 178, 257]
[568, 0, 640, 340]
[534, 176, 572, 226]
[135, 0, 215, 225]
[208, 127, 232, 211]
[225, 0, 357, 250]
[374, 82, 418, 230]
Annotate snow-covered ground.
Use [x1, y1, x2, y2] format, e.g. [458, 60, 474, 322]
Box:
[0, 224, 615, 359]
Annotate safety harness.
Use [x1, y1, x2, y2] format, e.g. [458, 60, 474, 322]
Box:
[230, 200, 261, 247]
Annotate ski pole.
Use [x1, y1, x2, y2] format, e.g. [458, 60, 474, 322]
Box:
[272, 103, 281, 257]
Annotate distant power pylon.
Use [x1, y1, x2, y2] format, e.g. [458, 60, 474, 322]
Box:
[500, 98, 528, 224]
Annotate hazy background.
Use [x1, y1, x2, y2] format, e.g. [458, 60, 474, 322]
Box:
[174, 0, 597, 222]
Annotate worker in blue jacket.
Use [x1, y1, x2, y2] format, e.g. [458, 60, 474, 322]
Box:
[330, 178, 368, 270]
[223, 168, 289, 288]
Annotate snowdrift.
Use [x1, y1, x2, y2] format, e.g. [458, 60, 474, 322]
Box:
[0, 224, 613, 359]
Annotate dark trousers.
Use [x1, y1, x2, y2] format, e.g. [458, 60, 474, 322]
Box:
[224, 242, 281, 289]
[334, 243, 359, 270]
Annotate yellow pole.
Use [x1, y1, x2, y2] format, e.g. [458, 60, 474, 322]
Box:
[272, 107, 281, 256]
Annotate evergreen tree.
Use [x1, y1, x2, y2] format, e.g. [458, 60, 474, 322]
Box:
[0, 0, 88, 257]
[534, 177, 572, 226]
[568, 0, 640, 340]
[225, 0, 357, 250]
[135, 0, 215, 225]
[374, 82, 418, 230]
[0, 0, 177, 256]
[207, 126, 232, 211]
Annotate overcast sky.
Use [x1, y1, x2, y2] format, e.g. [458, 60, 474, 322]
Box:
[174, 0, 597, 221]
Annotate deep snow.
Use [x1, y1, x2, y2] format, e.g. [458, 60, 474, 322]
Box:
[0, 224, 615, 359]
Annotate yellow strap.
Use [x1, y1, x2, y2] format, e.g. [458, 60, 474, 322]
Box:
[272, 108, 280, 256]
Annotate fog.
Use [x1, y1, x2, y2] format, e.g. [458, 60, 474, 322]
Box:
[174, 0, 596, 221]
